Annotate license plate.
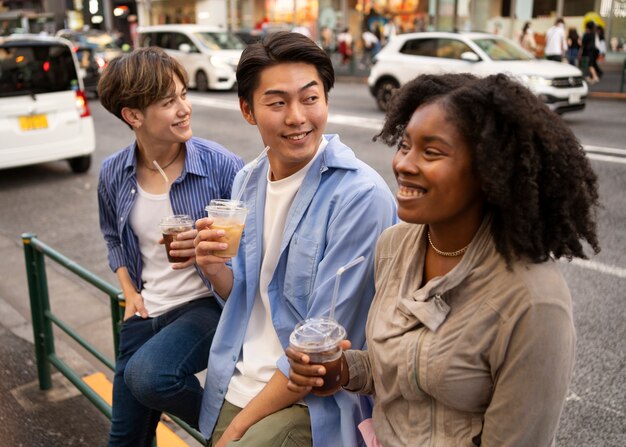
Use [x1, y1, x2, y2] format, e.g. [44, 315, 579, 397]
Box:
[19, 114, 48, 131]
[568, 93, 581, 104]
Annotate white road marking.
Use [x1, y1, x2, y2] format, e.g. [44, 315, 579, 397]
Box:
[188, 95, 384, 129]
[566, 391, 625, 417]
[583, 145, 626, 164]
[564, 258, 626, 279]
[188, 95, 626, 163]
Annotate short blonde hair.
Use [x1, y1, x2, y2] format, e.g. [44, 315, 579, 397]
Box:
[97, 47, 188, 127]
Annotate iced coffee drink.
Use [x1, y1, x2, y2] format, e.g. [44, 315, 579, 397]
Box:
[159, 215, 194, 263]
[289, 318, 347, 396]
[205, 199, 248, 258]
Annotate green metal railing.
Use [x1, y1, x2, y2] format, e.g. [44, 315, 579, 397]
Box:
[21, 233, 207, 446]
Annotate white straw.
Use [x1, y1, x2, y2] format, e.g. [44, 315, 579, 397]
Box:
[233, 146, 270, 203]
[152, 160, 170, 186]
[328, 256, 365, 322]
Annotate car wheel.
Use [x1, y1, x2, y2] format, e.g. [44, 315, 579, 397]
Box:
[375, 79, 400, 111]
[196, 71, 209, 92]
[68, 155, 91, 173]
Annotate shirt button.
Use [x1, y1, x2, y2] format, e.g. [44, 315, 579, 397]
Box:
[232, 355, 237, 361]
[120, 217, 124, 221]
[131, 188, 136, 194]
[218, 388, 223, 394]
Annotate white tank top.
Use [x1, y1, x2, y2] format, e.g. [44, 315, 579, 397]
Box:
[129, 184, 209, 317]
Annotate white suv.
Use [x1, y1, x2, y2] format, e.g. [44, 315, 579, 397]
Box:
[138, 24, 245, 91]
[369, 31, 588, 114]
[0, 34, 95, 173]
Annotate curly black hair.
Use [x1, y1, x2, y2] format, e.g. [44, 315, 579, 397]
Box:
[375, 73, 600, 265]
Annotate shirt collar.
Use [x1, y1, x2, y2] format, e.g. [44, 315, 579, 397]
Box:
[123, 138, 207, 178]
[320, 134, 360, 171]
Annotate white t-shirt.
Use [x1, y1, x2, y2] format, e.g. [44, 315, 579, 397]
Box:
[225, 138, 327, 408]
[362, 30, 379, 49]
[545, 24, 567, 56]
[129, 184, 208, 317]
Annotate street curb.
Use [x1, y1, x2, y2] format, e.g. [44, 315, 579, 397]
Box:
[588, 91, 626, 100]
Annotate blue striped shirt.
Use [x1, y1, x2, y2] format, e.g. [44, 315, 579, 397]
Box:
[97, 137, 244, 292]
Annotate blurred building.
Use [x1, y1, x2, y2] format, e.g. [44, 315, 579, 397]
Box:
[2, 0, 624, 53]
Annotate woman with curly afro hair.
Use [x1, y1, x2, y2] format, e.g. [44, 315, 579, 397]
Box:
[287, 73, 600, 447]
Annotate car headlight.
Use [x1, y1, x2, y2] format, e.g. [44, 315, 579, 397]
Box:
[523, 75, 553, 86]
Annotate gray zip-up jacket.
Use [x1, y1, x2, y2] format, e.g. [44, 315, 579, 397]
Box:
[345, 218, 576, 447]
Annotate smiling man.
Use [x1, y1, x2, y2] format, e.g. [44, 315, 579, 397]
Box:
[193, 32, 397, 447]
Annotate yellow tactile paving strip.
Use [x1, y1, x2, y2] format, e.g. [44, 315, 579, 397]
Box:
[83, 372, 189, 447]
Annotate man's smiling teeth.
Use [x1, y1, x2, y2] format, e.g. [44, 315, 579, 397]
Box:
[286, 132, 308, 141]
[174, 119, 189, 127]
[398, 185, 426, 197]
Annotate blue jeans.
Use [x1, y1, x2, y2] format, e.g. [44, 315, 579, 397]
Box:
[108, 297, 222, 447]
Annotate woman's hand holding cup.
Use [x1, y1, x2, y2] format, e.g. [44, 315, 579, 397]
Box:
[286, 339, 351, 395]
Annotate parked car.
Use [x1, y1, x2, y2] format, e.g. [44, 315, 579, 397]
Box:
[0, 34, 95, 173]
[138, 24, 245, 91]
[369, 31, 588, 114]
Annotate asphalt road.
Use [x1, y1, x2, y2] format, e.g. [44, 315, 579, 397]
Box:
[0, 82, 624, 445]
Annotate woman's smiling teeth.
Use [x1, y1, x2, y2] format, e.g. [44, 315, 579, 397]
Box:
[398, 185, 426, 198]
[285, 131, 310, 141]
[174, 119, 189, 127]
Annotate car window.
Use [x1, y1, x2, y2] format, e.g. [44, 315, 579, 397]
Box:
[437, 38, 473, 59]
[140, 32, 153, 47]
[155, 32, 176, 50]
[193, 32, 244, 50]
[399, 38, 437, 57]
[172, 32, 197, 51]
[0, 43, 78, 97]
[472, 38, 532, 61]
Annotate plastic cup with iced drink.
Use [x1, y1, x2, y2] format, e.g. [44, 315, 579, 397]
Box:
[205, 199, 248, 258]
[159, 215, 194, 263]
[289, 317, 347, 396]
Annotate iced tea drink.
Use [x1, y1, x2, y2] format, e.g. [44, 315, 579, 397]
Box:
[159, 215, 193, 263]
[205, 199, 248, 258]
[289, 318, 347, 397]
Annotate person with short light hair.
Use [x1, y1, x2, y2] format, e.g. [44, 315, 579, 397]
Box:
[97, 47, 243, 447]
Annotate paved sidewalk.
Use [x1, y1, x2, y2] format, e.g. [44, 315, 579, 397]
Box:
[0, 233, 201, 446]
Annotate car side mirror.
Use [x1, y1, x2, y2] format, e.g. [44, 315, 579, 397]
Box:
[460, 51, 480, 62]
[178, 43, 192, 53]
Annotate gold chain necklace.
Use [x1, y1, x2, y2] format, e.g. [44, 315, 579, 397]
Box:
[145, 144, 183, 171]
[427, 230, 470, 257]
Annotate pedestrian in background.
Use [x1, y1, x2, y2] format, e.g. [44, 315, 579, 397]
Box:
[581, 21, 601, 83]
[382, 15, 397, 46]
[361, 29, 380, 68]
[97, 47, 243, 447]
[337, 27, 353, 65]
[287, 72, 600, 447]
[519, 21, 537, 54]
[544, 17, 567, 62]
[566, 27, 581, 66]
[595, 25, 607, 61]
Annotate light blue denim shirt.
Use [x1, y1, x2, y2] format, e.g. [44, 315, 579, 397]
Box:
[199, 135, 397, 446]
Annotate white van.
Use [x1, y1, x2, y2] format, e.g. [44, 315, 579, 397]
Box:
[0, 34, 96, 173]
[138, 24, 245, 91]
